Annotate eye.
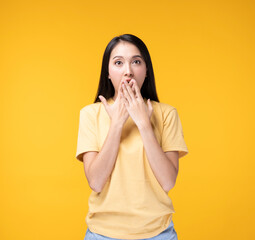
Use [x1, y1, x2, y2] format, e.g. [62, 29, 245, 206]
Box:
[133, 59, 141, 64]
[114, 61, 122, 65]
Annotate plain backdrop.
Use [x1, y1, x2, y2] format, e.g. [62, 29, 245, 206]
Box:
[0, 0, 254, 239]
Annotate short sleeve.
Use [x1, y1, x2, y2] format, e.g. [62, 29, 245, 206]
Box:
[75, 107, 99, 162]
[162, 107, 189, 158]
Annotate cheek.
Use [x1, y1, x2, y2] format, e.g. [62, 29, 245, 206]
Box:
[135, 66, 147, 76]
[136, 67, 147, 85]
[108, 69, 121, 90]
[109, 65, 122, 76]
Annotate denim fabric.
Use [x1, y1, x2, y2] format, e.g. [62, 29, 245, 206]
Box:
[84, 221, 178, 240]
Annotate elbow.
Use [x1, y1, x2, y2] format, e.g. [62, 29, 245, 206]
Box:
[86, 172, 103, 193]
[89, 180, 103, 193]
[163, 185, 171, 193]
[163, 180, 176, 193]
[90, 182, 102, 193]
[92, 187, 102, 194]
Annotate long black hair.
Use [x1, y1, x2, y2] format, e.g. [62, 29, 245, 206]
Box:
[94, 34, 159, 103]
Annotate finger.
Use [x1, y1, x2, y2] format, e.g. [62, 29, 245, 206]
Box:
[120, 89, 125, 99]
[129, 81, 136, 97]
[119, 84, 126, 100]
[116, 81, 125, 101]
[123, 97, 129, 108]
[131, 82, 135, 92]
[132, 80, 143, 99]
[99, 95, 109, 109]
[121, 92, 128, 106]
[129, 81, 134, 91]
[124, 80, 136, 101]
[147, 99, 153, 111]
[119, 90, 128, 107]
[148, 99, 153, 118]
[122, 82, 132, 103]
[116, 90, 121, 101]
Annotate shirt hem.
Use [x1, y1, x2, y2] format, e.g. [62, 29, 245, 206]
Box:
[87, 215, 173, 240]
[163, 146, 189, 158]
[76, 148, 99, 161]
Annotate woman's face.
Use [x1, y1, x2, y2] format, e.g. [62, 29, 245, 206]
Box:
[108, 41, 147, 99]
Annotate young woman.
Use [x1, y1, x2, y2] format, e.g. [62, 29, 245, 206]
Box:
[76, 34, 189, 240]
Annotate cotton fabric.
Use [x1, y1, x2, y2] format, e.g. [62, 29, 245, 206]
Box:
[84, 220, 178, 240]
[76, 97, 188, 239]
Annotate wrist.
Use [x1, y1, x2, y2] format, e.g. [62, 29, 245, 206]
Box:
[137, 120, 152, 131]
[111, 119, 124, 129]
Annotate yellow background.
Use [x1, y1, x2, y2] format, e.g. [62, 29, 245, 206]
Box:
[1, 0, 254, 239]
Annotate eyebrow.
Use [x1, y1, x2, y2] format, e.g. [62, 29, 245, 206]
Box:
[112, 55, 143, 60]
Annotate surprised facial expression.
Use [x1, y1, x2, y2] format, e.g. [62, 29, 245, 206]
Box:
[108, 41, 147, 100]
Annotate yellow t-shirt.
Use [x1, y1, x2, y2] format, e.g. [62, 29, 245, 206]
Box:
[75, 97, 189, 239]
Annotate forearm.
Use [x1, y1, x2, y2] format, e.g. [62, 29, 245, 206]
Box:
[89, 121, 123, 193]
[138, 122, 178, 192]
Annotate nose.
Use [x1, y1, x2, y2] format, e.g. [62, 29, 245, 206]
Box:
[124, 63, 133, 77]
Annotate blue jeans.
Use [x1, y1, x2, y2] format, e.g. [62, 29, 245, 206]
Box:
[84, 220, 178, 240]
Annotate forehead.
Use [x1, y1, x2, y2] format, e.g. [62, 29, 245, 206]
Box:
[110, 41, 141, 58]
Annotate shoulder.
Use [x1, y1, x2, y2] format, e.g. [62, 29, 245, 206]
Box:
[79, 102, 102, 119]
[150, 100, 176, 115]
[80, 101, 101, 113]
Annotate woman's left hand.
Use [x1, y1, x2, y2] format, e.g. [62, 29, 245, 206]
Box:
[121, 79, 153, 129]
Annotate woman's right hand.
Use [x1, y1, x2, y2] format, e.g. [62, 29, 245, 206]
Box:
[99, 81, 132, 127]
